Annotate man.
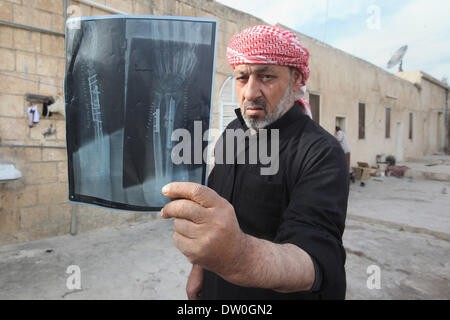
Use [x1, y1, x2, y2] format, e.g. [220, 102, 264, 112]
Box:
[335, 126, 352, 173]
[161, 25, 349, 299]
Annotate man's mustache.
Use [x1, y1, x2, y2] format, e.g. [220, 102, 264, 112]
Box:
[243, 99, 268, 112]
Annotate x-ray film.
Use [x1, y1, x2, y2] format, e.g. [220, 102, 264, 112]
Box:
[65, 15, 217, 211]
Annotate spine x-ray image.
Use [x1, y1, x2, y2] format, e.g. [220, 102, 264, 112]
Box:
[65, 16, 217, 211]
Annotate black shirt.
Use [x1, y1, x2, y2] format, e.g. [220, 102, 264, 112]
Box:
[203, 102, 349, 300]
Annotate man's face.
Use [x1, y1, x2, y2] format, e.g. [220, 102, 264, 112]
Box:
[233, 64, 301, 129]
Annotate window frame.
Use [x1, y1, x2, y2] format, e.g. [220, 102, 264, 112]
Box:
[408, 112, 413, 140]
[385, 107, 392, 139]
[358, 103, 366, 140]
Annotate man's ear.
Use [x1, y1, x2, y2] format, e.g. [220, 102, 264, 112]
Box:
[291, 68, 303, 91]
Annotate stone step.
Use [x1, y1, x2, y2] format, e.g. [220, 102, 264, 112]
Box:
[406, 156, 450, 165]
[404, 169, 450, 182]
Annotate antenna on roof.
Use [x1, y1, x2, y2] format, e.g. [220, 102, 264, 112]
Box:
[387, 45, 408, 72]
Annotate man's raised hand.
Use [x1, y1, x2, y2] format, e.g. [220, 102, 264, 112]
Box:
[160, 182, 247, 279]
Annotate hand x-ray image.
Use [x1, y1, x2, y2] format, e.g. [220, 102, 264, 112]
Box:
[65, 16, 217, 211]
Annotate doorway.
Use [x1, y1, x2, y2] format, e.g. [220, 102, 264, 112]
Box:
[309, 93, 320, 124]
[437, 112, 445, 152]
[335, 116, 347, 132]
[396, 120, 404, 162]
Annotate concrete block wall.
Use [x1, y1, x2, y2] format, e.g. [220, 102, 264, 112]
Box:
[0, 0, 68, 244]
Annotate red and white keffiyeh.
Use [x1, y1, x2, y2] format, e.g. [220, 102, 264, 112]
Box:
[227, 25, 312, 118]
[227, 25, 310, 85]
[298, 95, 312, 119]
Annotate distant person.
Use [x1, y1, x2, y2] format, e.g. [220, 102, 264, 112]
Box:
[335, 126, 352, 180]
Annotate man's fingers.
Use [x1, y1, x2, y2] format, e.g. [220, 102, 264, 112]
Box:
[162, 182, 221, 208]
[173, 218, 200, 239]
[161, 199, 206, 224]
[186, 264, 203, 300]
[172, 231, 197, 263]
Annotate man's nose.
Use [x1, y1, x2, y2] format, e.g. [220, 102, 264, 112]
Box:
[243, 76, 263, 102]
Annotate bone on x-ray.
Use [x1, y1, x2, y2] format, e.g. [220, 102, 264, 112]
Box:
[64, 16, 217, 211]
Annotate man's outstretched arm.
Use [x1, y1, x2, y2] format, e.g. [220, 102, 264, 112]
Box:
[161, 182, 315, 293]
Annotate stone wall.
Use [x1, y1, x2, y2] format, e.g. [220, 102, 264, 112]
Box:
[287, 29, 447, 165]
[1, 0, 67, 244]
[396, 71, 449, 156]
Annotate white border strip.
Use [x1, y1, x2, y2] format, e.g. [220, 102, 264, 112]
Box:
[205, 19, 219, 186]
[67, 14, 218, 26]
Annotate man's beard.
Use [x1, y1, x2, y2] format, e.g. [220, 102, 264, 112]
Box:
[242, 81, 293, 130]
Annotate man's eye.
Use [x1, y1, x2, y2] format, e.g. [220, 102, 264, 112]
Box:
[262, 74, 273, 79]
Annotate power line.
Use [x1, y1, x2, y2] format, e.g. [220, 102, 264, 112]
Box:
[0, 72, 63, 89]
[323, 0, 329, 43]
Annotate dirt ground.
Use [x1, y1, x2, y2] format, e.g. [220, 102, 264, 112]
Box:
[344, 174, 450, 299]
[0, 175, 449, 300]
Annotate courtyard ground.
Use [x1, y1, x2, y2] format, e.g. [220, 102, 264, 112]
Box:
[0, 157, 449, 300]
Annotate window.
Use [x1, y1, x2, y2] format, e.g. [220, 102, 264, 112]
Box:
[385, 108, 391, 138]
[218, 75, 239, 132]
[358, 103, 365, 139]
[408, 112, 413, 140]
[309, 94, 320, 124]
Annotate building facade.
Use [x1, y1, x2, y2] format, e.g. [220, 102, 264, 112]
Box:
[0, 0, 448, 245]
